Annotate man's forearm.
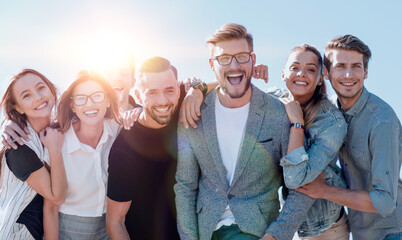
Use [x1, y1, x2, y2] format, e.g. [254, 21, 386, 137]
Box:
[206, 82, 218, 95]
[322, 185, 378, 213]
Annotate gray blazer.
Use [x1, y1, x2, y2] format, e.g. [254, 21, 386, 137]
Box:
[175, 85, 314, 240]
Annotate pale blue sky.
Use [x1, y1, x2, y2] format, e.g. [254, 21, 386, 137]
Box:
[0, 0, 401, 119]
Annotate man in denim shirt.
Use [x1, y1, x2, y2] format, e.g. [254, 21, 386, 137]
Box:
[297, 35, 402, 240]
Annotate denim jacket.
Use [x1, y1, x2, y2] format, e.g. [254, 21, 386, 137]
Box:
[280, 98, 348, 237]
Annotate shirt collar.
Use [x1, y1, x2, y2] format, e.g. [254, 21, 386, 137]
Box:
[337, 87, 369, 117]
[65, 120, 114, 153]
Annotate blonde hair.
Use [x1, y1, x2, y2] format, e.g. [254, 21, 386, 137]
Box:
[206, 23, 253, 55]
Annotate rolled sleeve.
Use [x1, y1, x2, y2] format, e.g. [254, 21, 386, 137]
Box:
[280, 146, 309, 166]
[281, 117, 347, 189]
[368, 121, 399, 217]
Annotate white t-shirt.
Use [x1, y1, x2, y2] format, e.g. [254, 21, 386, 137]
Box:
[215, 97, 250, 230]
[47, 119, 120, 217]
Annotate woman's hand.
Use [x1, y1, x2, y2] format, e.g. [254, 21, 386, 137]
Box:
[279, 98, 304, 125]
[40, 127, 64, 153]
[122, 107, 143, 130]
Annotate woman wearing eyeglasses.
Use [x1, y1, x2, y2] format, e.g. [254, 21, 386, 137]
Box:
[44, 70, 121, 240]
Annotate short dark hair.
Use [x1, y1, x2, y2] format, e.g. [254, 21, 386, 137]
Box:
[135, 56, 176, 89]
[324, 34, 371, 72]
[206, 23, 253, 54]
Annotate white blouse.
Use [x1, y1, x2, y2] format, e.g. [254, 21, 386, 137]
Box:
[50, 119, 120, 217]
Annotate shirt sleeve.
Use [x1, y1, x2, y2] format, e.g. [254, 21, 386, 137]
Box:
[107, 138, 133, 202]
[280, 117, 347, 189]
[368, 121, 400, 217]
[5, 145, 44, 181]
[266, 189, 314, 240]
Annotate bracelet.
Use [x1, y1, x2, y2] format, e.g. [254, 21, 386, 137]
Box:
[290, 123, 305, 130]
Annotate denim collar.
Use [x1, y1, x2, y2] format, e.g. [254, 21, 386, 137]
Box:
[337, 87, 369, 117]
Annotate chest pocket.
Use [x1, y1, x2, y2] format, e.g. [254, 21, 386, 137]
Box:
[347, 143, 369, 171]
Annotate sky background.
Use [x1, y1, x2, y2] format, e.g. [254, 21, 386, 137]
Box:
[0, 0, 401, 120]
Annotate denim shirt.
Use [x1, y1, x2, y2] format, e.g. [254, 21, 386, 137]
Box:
[337, 87, 402, 240]
[280, 98, 348, 236]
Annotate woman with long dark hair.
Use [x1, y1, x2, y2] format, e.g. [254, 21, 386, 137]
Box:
[276, 44, 349, 239]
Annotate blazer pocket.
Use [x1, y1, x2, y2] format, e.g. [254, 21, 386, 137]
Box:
[258, 138, 273, 143]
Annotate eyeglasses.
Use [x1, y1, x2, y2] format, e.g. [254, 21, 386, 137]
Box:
[71, 91, 107, 106]
[211, 52, 254, 66]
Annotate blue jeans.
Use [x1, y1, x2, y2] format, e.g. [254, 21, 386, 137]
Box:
[59, 212, 110, 240]
[384, 232, 402, 240]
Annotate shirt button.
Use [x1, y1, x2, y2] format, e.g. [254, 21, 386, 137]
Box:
[228, 194, 234, 200]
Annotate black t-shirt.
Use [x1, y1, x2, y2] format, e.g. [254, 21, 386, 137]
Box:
[5, 145, 44, 240]
[107, 84, 185, 240]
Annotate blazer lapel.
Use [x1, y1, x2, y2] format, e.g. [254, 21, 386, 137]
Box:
[201, 89, 229, 188]
[231, 85, 266, 187]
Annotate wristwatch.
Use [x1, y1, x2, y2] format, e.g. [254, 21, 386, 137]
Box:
[190, 81, 208, 96]
[290, 123, 305, 130]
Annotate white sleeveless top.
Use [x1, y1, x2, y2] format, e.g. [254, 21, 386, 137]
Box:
[0, 124, 49, 239]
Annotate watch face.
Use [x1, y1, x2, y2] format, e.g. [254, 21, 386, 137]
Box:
[190, 81, 201, 87]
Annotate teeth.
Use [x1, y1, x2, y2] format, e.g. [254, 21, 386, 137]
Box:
[35, 102, 47, 110]
[295, 81, 307, 85]
[154, 107, 169, 113]
[341, 82, 355, 86]
[227, 73, 242, 77]
[84, 110, 98, 115]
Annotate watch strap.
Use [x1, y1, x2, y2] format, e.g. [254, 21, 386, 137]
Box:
[290, 122, 305, 130]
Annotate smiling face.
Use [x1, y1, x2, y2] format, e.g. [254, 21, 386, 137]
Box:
[71, 80, 110, 126]
[283, 49, 323, 104]
[107, 67, 133, 108]
[209, 39, 255, 104]
[13, 73, 55, 122]
[325, 49, 367, 110]
[135, 69, 179, 128]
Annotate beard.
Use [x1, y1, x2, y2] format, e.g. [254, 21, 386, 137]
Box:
[145, 103, 177, 125]
[218, 68, 252, 99]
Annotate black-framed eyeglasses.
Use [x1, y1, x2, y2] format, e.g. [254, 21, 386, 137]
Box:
[211, 52, 254, 66]
[71, 91, 107, 106]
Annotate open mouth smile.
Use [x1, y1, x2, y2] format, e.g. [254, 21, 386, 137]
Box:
[34, 101, 49, 110]
[84, 110, 99, 117]
[227, 73, 244, 85]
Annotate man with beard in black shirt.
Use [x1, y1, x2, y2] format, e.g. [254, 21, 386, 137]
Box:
[106, 56, 186, 240]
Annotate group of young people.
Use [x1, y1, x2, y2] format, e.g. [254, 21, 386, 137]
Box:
[0, 23, 400, 240]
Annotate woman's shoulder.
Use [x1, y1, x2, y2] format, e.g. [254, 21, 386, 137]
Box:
[308, 98, 347, 136]
[317, 98, 345, 122]
[5, 145, 44, 181]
